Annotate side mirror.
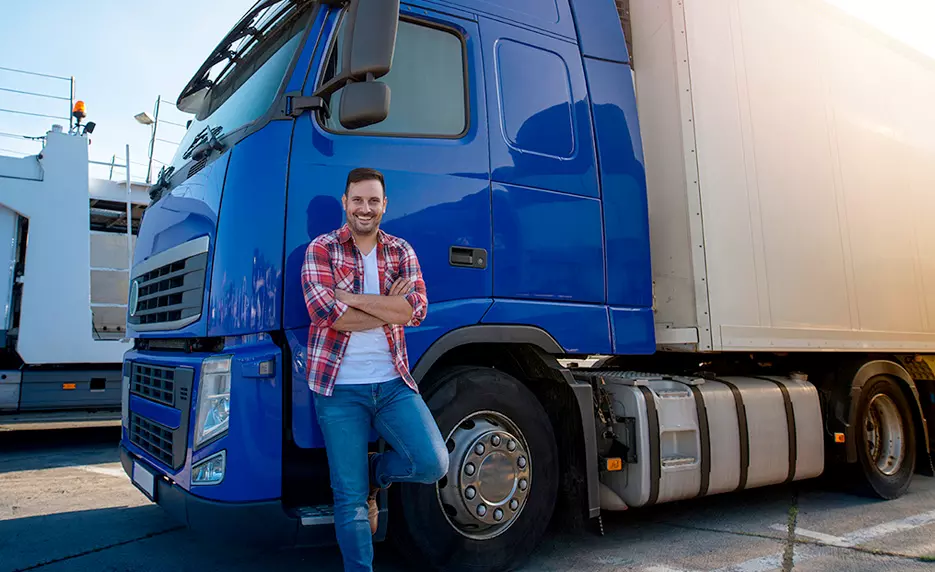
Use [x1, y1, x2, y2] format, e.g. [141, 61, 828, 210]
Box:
[339, 82, 390, 129]
[342, 0, 399, 81]
[316, 0, 399, 129]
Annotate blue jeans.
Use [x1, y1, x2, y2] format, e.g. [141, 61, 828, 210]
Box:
[312, 377, 449, 572]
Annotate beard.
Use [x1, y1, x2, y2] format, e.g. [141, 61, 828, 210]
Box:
[347, 211, 381, 235]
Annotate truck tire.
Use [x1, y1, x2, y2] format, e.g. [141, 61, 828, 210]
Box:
[854, 376, 916, 499]
[389, 366, 559, 572]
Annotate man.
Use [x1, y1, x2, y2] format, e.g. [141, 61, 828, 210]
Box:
[301, 167, 448, 572]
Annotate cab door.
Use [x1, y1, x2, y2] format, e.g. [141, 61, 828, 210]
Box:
[283, 2, 491, 448]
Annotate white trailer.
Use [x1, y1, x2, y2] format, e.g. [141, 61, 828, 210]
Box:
[586, 0, 935, 514]
[0, 127, 148, 426]
[630, 0, 935, 353]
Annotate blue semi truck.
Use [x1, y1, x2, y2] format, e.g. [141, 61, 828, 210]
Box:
[120, 0, 935, 570]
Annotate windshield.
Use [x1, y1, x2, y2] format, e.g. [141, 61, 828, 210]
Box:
[169, 0, 312, 172]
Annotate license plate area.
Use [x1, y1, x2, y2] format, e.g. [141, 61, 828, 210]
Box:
[132, 460, 157, 501]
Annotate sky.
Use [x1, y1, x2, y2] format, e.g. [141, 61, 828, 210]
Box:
[2, 0, 934, 185]
[1, 0, 254, 182]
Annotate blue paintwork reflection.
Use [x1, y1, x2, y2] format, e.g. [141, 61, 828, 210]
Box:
[405, 299, 493, 372]
[483, 17, 598, 198]
[133, 153, 226, 268]
[285, 7, 327, 93]
[481, 299, 611, 354]
[207, 123, 292, 337]
[492, 184, 604, 303]
[585, 58, 653, 310]
[568, 0, 630, 63]
[446, 0, 575, 39]
[610, 307, 655, 354]
[130, 152, 229, 338]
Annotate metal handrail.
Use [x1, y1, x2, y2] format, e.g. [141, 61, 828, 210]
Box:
[0, 66, 75, 157]
[0, 66, 70, 81]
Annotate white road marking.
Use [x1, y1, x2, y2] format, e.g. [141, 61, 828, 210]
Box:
[712, 509, 935, 571]
[839, 509, 935, 547]
[768, 523, 849, 547]
[75, 464, 127, 478]
[644, 566, 698, 572]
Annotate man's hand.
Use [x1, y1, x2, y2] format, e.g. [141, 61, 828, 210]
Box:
[334, 288, 353, 305]
[336, 278, 414, 325]
[388, 277, 413, 297]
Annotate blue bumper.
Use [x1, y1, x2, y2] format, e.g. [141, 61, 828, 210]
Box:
[119, 444, 318, 546]
[120, 334, 340, 547]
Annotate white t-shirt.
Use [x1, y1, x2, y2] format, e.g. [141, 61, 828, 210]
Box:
[334, 247, 399, 385]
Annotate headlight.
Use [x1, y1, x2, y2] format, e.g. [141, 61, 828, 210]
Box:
[193, 356, 231, 449]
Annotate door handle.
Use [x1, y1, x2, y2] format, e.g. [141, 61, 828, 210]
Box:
[449, 246, 487, 269]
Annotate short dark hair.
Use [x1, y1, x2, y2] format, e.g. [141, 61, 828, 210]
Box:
[345, 167, 385, 197]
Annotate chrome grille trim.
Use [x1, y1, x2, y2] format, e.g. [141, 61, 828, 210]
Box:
[131, 236, 209, 278]
[129, 236, 209, 332]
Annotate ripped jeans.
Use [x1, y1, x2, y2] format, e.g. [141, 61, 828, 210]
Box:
[312, 377, 449, 572]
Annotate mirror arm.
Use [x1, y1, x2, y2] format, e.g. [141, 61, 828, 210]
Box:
[274, 91, 331, 120]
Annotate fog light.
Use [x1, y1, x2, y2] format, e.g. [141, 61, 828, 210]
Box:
[192, 450, 226, 485]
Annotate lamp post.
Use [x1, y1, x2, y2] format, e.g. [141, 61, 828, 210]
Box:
[133, 96, 160, 184]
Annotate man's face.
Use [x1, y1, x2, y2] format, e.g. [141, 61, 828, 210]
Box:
[343, 179, 386, 236]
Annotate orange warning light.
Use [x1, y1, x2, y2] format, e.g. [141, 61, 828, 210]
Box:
[72, 101, 86, 120]
[62, 383, 77, 390]
[834, 433, 846, 443]
[606, 458, 623, 471]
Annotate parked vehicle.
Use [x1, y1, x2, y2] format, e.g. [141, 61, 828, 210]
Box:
[0, 124, 146, 427]
[119, 0, 935, 570]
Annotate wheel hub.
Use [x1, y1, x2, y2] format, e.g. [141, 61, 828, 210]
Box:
[864, 393, 904, 476]
[436, 411, 531, 540]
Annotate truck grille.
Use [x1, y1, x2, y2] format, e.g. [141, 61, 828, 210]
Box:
[130, 413, 175, 468]
[130, 364, 175, 406]
[129, 236, 209, 331]
[125, 362, 193, 471]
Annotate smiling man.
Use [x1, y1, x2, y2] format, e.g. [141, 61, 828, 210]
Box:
[300, 167, 448, 572]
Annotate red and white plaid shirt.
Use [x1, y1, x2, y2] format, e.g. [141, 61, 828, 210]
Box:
[301, 224, 427, 396]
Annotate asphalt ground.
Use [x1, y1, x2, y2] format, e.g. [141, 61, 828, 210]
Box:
[2, 426, 934, 572]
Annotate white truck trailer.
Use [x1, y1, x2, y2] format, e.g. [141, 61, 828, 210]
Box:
[584, 0, 935, 512]
[0, 126, 148, 427]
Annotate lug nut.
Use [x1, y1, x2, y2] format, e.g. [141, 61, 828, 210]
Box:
[510, 499, 519, 510]
[518, 456, 527, 469]
[494, 509, 504, 521]
[465, 463, 476, 476]
[465, 486, 476, 500]
[491, 435, 501, 446]
[474, 443, 485, 455]
[477, 504, 487, 517]
[519, 479, 528, 491]
[507, 440, 517, 452]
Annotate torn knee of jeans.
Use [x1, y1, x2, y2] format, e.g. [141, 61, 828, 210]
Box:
[352, 506, 370, 522]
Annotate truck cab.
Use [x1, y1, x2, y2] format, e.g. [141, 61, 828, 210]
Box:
[121, 0, 646, 567]
[119, 0, 935, 570]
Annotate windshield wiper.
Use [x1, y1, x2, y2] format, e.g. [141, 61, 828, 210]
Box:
[176, 0, 294, 112]
[148, 165, 175, 204]
[183, 125, 225, 162]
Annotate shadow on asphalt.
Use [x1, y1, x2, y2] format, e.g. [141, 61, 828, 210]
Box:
[0, 503, 410, 572]
[0, 426, 121, 474]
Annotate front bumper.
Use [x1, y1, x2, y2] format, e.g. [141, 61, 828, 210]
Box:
[120, 445, 336, 547]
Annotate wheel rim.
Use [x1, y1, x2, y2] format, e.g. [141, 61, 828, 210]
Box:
[864, 393, 905, 476]
[436, 410, 531, 540]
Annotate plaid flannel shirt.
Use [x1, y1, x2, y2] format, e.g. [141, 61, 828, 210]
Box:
[301, 223, 427, 396]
